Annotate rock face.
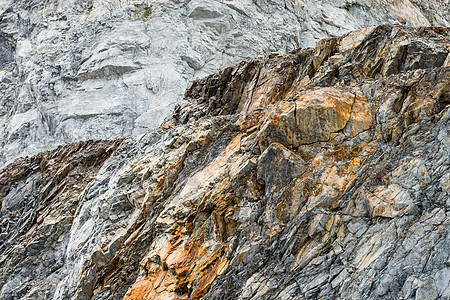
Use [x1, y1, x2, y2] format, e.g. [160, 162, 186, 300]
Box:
[1, 25, 449, 299]
[1, 0, 449, 167]
[0, 139, 122, 298]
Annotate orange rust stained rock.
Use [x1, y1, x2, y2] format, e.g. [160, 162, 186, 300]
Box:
[123, 279, 154, 300]
[125, 230, 228, 300]
[122, 132, 243, 298]
[190, 256, 227, 300]
[124, 269, 181, 300]
[257, 101, 296, 151]
[294, 88, 354, 145]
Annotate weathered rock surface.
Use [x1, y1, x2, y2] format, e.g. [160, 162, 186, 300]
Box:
[1, 0, 450, 167]
[1, 25, 450, 299]
[0, 139, 122, 299]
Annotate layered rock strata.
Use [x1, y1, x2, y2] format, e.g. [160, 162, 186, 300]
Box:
[0, 139, 122, 299]
[0, 25, 450, 299]
[1, 0, 450, 167]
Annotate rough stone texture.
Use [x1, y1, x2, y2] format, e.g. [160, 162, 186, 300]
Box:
[1, 24, 448, 299]
[0, 139, 122, 299]
[1, 0, 450, 168]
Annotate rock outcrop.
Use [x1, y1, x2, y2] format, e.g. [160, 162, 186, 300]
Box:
[0, 139, 122, 298]
[1, 25, 450, 299]
[1, 0, 450, 167]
